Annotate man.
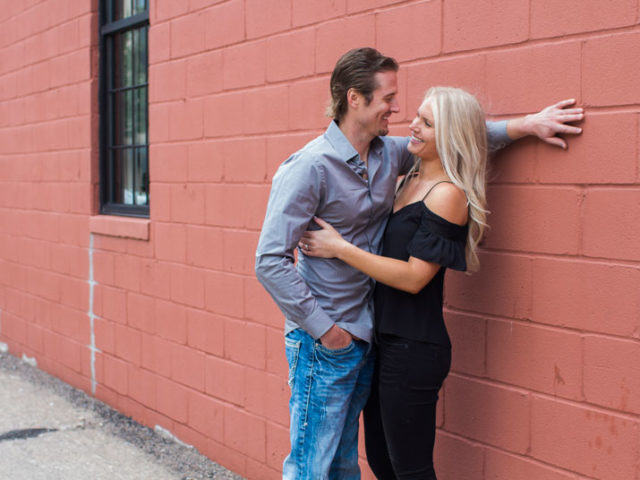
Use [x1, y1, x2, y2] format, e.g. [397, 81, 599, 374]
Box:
[255, 48, 583, 479]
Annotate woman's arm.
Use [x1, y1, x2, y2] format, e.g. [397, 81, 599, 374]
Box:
[300, 185, 467, 294]
[333, 235, 440, 294]
[300, 218, 439, 293]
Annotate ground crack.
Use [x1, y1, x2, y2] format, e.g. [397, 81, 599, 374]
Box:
[0, 428, 58, 442]
[0, 420, 96, 443]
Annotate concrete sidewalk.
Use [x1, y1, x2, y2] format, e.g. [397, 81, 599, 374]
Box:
[0, 351, 244, 480]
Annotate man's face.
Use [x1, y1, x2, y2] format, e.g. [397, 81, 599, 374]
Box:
[356, 70, 400, 137]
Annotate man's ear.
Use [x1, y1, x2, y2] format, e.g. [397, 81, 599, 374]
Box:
[346, 88, 361, 109]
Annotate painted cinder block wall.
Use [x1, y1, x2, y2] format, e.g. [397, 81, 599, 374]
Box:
[1, 0, 639, 478]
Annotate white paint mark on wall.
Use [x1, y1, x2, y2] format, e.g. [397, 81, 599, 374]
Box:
[0, 310, 7, 352]
[0, 311, 9, 352]
[21, 354, 37, 367]
[87, 233, 101, 395]
[154, 425, 193, 449]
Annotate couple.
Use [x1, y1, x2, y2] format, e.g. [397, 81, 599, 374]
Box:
[255, 48, 583, 479]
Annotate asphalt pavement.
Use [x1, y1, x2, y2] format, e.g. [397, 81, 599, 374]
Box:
[0, 350, 244, 480]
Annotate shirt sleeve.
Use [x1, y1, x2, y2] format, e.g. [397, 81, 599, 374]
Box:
[397, 136, 415, 175]
[383, 136, 414, 176]
[254, 154, 335, 339]
[486, 120, 513, 154]
[407, 212, 468, 271]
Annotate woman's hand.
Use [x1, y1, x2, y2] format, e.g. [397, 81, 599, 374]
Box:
[299, 217, 348, 258]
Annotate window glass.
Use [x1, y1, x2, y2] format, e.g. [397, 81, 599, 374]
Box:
[134, 87, 147, 145]
[113, 0, 148, 21]
[134, 148, 149, 206]
[112, 0, 131, 22]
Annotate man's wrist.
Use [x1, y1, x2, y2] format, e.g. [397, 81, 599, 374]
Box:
[320, 324, 352, 348]
[506, 115, 533, 140]
[520, 113, 537, 137]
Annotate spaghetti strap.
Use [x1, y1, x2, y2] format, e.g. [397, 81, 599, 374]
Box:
[422, 180, 454, 201]
[395, 171, 419, 194]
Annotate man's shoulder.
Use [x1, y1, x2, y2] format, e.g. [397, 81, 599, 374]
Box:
[378, 135, 411, 169]
[299, 133, 331, 155]
[285, 133, 334, 166]
[380, 135, 410, 150]
[273, 135, 331, 183]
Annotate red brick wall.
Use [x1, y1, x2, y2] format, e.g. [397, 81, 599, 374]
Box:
[1, 1, 639, 479]
[0, 0, 96, 389]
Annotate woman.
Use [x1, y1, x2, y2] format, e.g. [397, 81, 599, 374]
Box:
[299, 86, 488, 479]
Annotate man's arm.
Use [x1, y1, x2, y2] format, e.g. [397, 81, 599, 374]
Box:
[506, 98, 584, 149]
[255, 156, 344, 345]
[487, 99, 584, 153]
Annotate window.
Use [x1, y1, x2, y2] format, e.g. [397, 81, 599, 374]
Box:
[99, 0, 149, 217]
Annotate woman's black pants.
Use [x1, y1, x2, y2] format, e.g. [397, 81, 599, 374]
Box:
[364, 334, 451, 480]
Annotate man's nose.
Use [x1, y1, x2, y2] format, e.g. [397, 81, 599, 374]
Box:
[390, 98, 400, 113]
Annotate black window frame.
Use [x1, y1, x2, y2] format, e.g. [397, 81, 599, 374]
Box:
[99, 1, 150, 218]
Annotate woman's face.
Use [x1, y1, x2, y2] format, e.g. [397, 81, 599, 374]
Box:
[407, 98, 438, 160]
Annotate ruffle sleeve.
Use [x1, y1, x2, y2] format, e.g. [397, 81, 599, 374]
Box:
[407, 209, 468, 271]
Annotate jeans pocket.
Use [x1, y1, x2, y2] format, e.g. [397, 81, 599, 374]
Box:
[285, 335, 302, 388]
[315, 340, 356, 356]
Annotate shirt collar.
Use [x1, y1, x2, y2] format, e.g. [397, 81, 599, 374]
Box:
[325, 120, 358, 162]
[325, 120, 385, 162]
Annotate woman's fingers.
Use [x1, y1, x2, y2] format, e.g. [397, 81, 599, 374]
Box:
[313, 216, 332, 229]
[298, 239, 311, 251]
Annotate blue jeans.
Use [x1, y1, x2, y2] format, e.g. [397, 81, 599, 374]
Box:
[283, 328, 374, 480]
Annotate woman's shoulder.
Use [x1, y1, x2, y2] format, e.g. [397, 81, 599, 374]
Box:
[423, 182, 468, 227]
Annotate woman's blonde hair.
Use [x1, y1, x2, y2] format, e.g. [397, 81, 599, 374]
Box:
[407, 87, 489, 271]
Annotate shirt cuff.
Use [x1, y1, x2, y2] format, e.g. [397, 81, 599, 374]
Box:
[487, 119, 513, 153]
[296, 306, 335, 340]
